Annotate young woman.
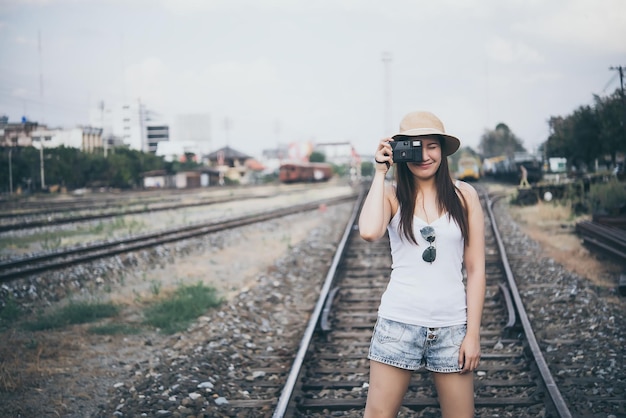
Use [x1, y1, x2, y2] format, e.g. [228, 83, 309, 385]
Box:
[359, 111, 485, 418]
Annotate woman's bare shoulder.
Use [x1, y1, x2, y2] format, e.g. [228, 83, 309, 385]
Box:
[455, 180, 480, 203]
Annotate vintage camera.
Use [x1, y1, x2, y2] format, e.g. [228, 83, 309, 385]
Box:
[391, 137, 424, 163]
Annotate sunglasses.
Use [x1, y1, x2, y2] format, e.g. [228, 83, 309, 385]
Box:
[420, 226, 436, 263]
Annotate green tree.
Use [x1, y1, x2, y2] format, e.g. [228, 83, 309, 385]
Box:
[543, 88, 625, 172]
[478, 123, 526, 158]
[546, 105, 601, 171]
[360, 161, 375, 177]
[10, 146, 41, 192]
[171, 153, 202, 172]
[0, 145, 171, 193]
[594, 90, 626, 165]
[44, 146, 86, 189]
[309, 151, 326, 163]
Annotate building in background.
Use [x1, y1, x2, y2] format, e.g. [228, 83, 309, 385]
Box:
[1, 117, 102, 154]
[30, 126, 103, 153]
[313, 141, 355, 166]
[146, 124, 169, 154]
[0, 118, 39, 147]
[89, 100, 169, 153]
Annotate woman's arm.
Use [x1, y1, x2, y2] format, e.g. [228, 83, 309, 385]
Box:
[358, 139, 394, 241]
[459, 182, 486, 373]
[358, 172, 393, 241]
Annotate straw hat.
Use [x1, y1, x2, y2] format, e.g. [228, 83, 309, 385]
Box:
[392, 111, 460, 156]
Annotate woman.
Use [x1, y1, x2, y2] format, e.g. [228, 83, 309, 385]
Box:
[359, 111, 485, 418]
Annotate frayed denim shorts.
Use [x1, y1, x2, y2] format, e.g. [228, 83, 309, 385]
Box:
[368, 317, 466, 373]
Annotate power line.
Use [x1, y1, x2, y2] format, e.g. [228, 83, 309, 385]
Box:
[601, 72, 618, 94]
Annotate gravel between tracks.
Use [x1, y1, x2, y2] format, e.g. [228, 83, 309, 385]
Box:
[1, 185, 625, 418]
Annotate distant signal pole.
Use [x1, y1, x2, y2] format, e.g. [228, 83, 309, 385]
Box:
[38, 29, 46, 189]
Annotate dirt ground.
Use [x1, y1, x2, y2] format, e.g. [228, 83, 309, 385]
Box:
[1, 194, 625, 417]
[506, 199, 624, 291]
[0, 208, 333, 417]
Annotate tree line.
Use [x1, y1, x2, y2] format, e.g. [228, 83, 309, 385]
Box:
[544, 89, 625, 170]
[476, 88, 625, 171]
[0, 146, 201, 194]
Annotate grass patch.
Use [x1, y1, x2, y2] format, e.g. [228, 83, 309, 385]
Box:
[536, 200, 576, 222]
[0, 296, 22, 331]
[22, 301, 119, 331]
[143, 282, 222, 334]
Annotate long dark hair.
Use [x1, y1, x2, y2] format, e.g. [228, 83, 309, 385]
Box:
[394, 136, 469, 245]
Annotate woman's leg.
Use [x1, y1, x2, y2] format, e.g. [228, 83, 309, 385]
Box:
[364, 360, 412, 418]
[432, 372, 475, 418]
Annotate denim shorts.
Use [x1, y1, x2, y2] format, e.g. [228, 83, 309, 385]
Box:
[368, 317, 466, 373]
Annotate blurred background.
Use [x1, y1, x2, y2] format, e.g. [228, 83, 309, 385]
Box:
[1, 0, 625, 193]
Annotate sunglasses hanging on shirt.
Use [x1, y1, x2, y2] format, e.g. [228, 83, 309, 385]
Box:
[420, 226, 436, 263]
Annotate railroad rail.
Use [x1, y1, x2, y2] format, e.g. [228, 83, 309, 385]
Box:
[576, 220, 626, 264]
[0, 184, 245, 211]
[200, 186, 574, 417]
[0, 194, 271, 233]
[0, 194, 356, 283]
[0, 185, 319, 232]
[0, 196, 183, 219]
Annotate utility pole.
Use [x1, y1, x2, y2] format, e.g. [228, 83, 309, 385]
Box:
[224, 117, 231, 148]
[39, 139, 45, 189]
[610, 65, 625, 96]
[138, 98, 146, 152]
[609, 66, 626, 149]
[382, 52, 393, 136]
[38, 29, 46, 190]
[39, 30, 45, 123]
[8, 148, 13, 195]
[274, 119, 282, 162]
[100, 100, 108, 157]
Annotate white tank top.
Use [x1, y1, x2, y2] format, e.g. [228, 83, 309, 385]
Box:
[378, 206, 467, 327]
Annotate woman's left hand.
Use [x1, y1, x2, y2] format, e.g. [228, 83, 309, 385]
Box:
[459, 333, 481, 374]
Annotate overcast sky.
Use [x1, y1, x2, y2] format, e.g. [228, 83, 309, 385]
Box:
[1, 0, 625, 157]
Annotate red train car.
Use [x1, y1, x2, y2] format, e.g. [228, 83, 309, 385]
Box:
[279, 162, 333, 183]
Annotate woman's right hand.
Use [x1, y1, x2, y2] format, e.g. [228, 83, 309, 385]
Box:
[374, 138, 393, 172]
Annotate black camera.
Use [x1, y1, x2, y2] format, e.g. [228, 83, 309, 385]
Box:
[391, 138, 424, 163]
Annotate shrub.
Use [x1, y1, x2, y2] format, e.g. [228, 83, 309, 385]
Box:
[587, 180, 626, 215]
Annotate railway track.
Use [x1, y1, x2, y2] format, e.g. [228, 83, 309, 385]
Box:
[207, 185, 574, 417]
[0, 184, 318, 232]
[0, 194, 356, 283]
[0, 194, 270, 233]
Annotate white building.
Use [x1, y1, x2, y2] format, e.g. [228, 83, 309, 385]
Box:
[89, 100, 169, 153]
[31, 126, 102, 152]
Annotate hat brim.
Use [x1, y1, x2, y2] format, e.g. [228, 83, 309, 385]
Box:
[392, 128, 460, 156]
